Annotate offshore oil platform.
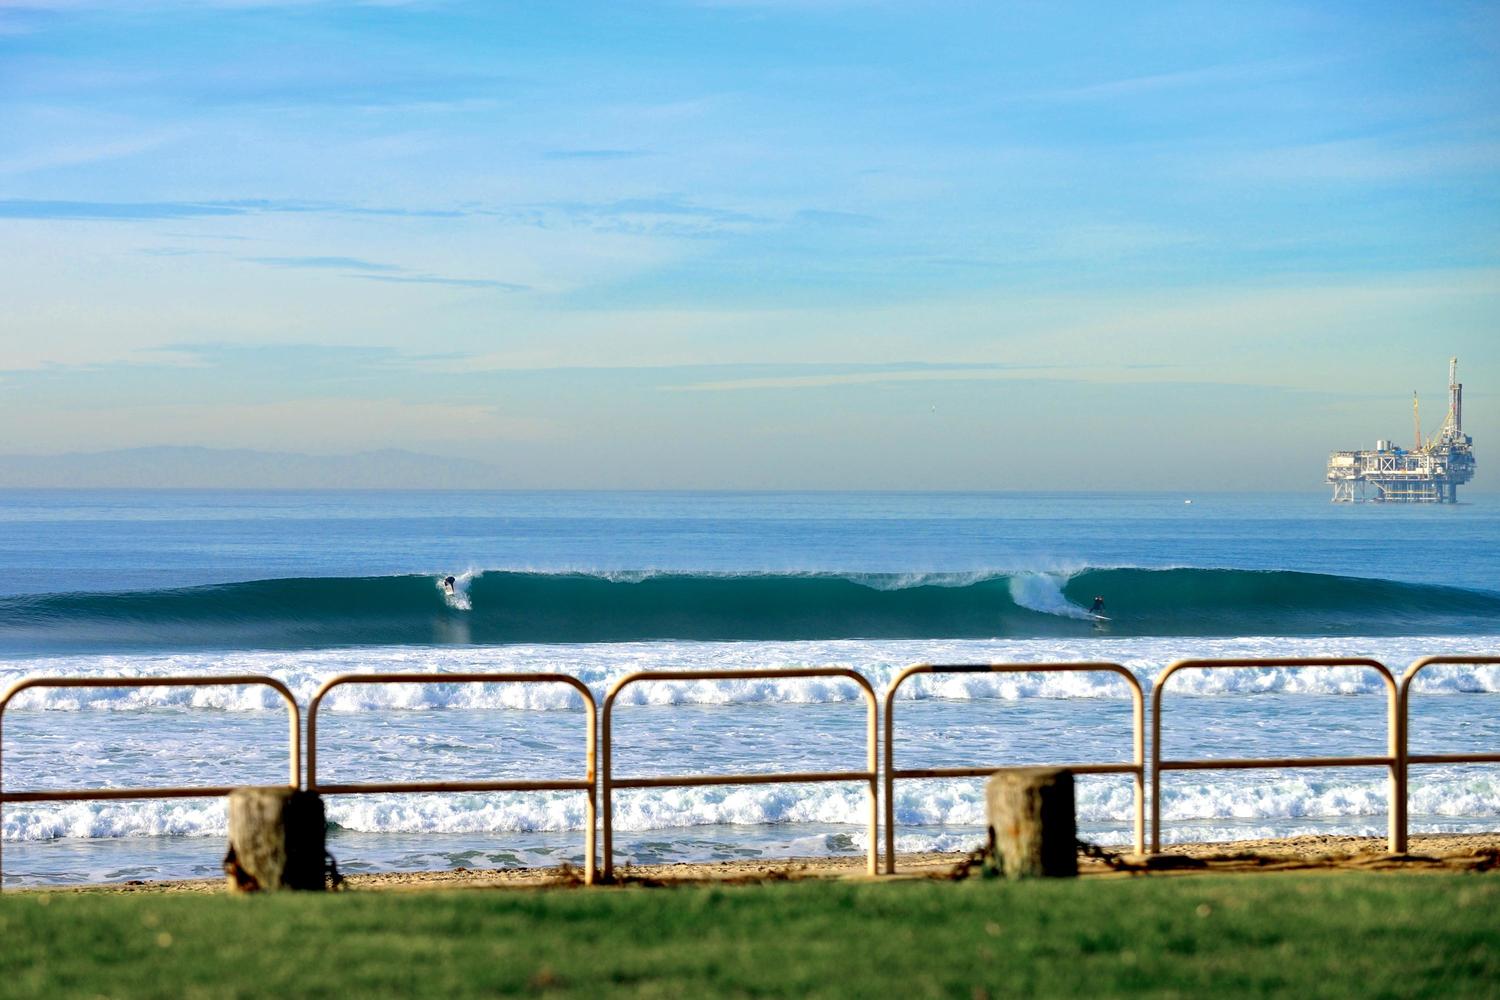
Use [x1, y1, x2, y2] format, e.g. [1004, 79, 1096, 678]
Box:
[1327, 357, 1476, 503]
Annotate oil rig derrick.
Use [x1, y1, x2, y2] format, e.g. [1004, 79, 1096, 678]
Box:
[1327, 357, 1476, 503]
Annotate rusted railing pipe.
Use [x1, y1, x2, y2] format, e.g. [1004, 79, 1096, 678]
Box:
[0, 675, 300, 890]
[883, 662, 1145, 874]
[1396, 655, 1500, 854]
[601, 668, 878, 882]
[306, 672, 598, 884]
[1151, 657, 1397, 854]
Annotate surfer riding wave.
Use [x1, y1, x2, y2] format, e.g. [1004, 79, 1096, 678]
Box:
[438, 572, 473, 611]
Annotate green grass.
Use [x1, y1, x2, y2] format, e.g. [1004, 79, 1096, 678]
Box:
[1, 874, 1496, 998]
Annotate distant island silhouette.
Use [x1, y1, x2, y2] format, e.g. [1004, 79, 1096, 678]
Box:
[0, 446, 508, 489]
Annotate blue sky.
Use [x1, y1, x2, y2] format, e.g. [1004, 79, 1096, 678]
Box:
[1, 0, 1496, 488]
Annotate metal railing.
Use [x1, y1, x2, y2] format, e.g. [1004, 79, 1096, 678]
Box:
[600, 668, 879, 882]
[4, 652, 1497, 887]
[0, 675, 300, 890]
[1395, 655, 1500, 854]
[1151, 657, 1400, 854]
[306, 672, 599, 884]
[883, 662, 1145, 873]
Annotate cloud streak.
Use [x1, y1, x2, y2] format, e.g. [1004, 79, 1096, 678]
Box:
[0, 199, 248, 220]
[543, 149, 652, 160]
[0, 198, 466, 221]
[245, 256, 401, 272]
[667, 362, 1063, 392]
[351, 274, 529, 291]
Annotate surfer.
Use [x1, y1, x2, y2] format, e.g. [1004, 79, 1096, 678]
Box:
[1090, 595, 1106, 614]
[443, 575, 457, 595]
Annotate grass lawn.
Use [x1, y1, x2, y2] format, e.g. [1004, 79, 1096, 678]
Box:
[1, 874, 1495, 998]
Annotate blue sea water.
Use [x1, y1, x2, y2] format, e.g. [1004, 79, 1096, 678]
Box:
[0, 490, 1497, 885]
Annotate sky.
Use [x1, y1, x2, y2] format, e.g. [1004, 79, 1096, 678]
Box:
[0, 0, 1497, 489]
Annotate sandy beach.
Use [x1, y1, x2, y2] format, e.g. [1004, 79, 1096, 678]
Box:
[44, 832, 1498, 894]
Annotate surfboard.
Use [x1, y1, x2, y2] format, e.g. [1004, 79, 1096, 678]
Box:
[1089, 614, 1111, 622]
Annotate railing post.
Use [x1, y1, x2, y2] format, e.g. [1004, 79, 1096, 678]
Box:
[1131, 682, 1145, 856]
[882, 676, 897, 875]
[600, 685, 616, 883]
[1391, 675, 1407, 854]
[1150, 669, 1167, 854]
[583, 689, 598, 885]
[1, 693, 6, 888]
[865, 686, 878, 877]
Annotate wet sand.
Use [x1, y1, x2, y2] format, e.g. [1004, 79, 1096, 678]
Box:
[45, 832, 1500, 894]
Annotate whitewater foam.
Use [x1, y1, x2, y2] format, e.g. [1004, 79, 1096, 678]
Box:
[1007, 572, 1094, 620]
[3, 634, 1497, 712]
[5, 769, 1494, 844]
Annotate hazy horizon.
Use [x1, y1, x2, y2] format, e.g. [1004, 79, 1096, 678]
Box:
[3, 444, 1500, 494]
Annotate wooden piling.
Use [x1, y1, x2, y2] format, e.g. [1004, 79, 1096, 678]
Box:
[223, 788, 327, 892]
[986, 767, 1077, 878]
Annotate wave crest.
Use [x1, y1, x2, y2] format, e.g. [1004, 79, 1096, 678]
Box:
[1, 568, 1498, 652]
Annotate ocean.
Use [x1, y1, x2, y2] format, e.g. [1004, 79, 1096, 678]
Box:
[1, 489, 1497, 886]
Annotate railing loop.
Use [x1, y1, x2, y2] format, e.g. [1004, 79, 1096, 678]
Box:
[882, 662, 1145, 874]
[1396, 655, 1500, 854]
[306, 672, 598, 884]
[600, 668, 878, 882]
[0, 675, 300, 890]
[1150, 657, 1399, 854]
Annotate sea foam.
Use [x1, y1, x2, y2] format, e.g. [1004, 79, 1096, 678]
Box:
[2, 634, 1497, 712]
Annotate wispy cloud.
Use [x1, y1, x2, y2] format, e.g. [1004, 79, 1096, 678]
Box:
[0, 198, 467, 221]
[1, 1, 438, 13]
[246, 255, 401, 272]
[234, 252, 525, 290]
[351, 274, 529, 291]
[0, 133, 181, 176]
[668, 362, 1061, 392]
[508, 196, 768, 237]
[160, 231, 255, 241]
[543, 149, 652, 160]
[0, 199, 248, 220]
[1030, 59, 1314, 103]
[140, 246, 218, 257]
[1220, 137, 1500, 182]
[793, 208, 878, 228]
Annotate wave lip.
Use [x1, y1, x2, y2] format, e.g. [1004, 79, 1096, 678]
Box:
[1, 567, 1498, 653]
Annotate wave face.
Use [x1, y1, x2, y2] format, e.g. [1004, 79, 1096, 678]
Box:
[2, 568, 1498, 652]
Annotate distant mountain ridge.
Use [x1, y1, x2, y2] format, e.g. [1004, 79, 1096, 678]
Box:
[0, 447, 507, 489]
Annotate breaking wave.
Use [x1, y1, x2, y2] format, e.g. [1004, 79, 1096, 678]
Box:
[2, 568, 1498, 653]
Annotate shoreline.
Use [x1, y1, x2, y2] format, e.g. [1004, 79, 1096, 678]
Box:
[28, 832, 1500, 894]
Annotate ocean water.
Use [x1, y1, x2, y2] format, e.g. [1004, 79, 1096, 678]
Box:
[0, 490, 1497, 885]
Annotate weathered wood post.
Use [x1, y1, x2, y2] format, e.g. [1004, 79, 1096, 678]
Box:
[223, 788, 327, 892]
[986, 767, 1077, 878]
